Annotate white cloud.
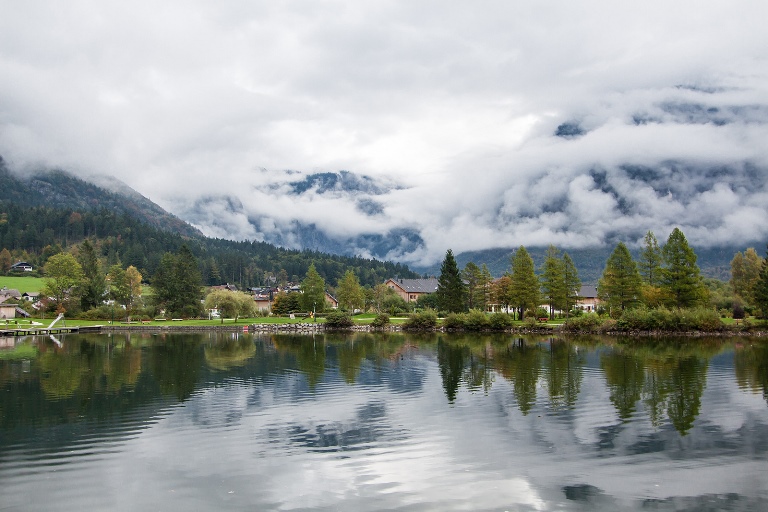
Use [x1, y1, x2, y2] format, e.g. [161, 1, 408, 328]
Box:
[2, 1, 768, 264]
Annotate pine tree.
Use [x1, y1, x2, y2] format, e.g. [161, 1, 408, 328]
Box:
[509, 246, 539, 320]
[172, 244, 203, 317]
[436, 249, 465, 313]
[661, 228, 704, 308]
[598, 242, 642, 314]
[639, 231, 662, 285]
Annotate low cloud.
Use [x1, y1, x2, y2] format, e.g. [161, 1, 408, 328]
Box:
[1, 1, 767, 264]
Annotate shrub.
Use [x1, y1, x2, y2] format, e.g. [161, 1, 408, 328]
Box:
[523, 316, 539, 328]
[370, 313, 390, 328]
[324, 310, 354, 329]
[403, 309, 438, 330]
[465, 309, 489, 331]
[488, 312, 513, 330]
[443, 313, 466, 329]
[563, 313, 604, 332]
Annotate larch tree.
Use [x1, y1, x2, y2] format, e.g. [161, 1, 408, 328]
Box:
[661, 228, 705, 308]
[509, 246, 539, 320]
[562, 252, 581, 316]
[436, 249, 466, 313]
[539, 245, 565, 319]
[730, 248, 764, 305]
[462, 261, 484, 310]
[639, 231, 663, 286]
[300, 263, 326, 314]
[598, 242, 642, 315]
[753, 245, 768, 319]
[336, 269, 365, 312]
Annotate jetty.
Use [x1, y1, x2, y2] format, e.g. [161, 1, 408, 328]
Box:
[0, 314, 100, 337]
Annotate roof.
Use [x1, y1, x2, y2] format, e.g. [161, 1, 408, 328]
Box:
[0, 288, 22, 299]
[387, 278, 439, 294]
[579, 285, 598, 298]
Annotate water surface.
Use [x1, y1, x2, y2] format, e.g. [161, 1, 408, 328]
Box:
[1, 332, 767, 511]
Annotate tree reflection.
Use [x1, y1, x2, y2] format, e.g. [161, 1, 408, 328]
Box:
[734, 341, 768, 405]
[545, 339, 585, 411]
[150, 334, 203, 401]
[437, 338, 467, 403]
[204, 337, 257, 371]
[495, 339, 544, 415]
[601, 351, 645, 421]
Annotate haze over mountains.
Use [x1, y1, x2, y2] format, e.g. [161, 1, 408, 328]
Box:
[1, 2, 767, 273]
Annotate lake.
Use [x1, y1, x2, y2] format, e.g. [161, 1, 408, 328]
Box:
[1, 331, 767, 511]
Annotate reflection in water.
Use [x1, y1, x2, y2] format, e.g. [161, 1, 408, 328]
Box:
[1, 333, 768, 511]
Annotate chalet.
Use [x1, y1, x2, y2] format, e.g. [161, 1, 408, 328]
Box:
[576, 285, 599, 312]
[385, 278, 439, 303]
[0, 288, 22, 301]
[10, 261, 33, 272]
[325, 291, 339, 309]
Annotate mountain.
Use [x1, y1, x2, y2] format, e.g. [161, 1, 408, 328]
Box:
[0, 156, 202, 239]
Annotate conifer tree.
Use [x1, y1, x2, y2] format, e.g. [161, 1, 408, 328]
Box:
[539, 245, 565, 318]
[754, 245, 768, 319]
[598, 242, 642, 314]
[639, 231, 662, 285]
[509, 246, 539, 320]
[336, 269, 365, 311]
[562, 252, 581, 316]
[77, 239, 105, 311]
[300, 263, 326, 314]
[172, 244, 203, 317]
[661, 228, 704, 308]
[436, 249, 465, 313]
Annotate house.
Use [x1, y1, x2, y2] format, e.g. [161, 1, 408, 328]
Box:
[576, 285, 599, 312]
[10, 261, 33, 272]
[385, 278, 439, 303]
[250, 287, 276, 313]
[0, 304, 29, 319]
[325, 291, 339, 309]
[0, 288, 22, 301]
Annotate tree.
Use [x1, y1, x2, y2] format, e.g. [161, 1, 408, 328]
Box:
[77, 239, 105, 311]
[509, 246, 539, 320]
[598, 242, 642, 315]
[731, 248, 764, 305]
[205, 289, 256, 321]
[639, 231, 662, 286]
[0, 248, 11, 274]
[271, 291, 301, 315]
[462, 262, 483, 310]
[491, 274, 513, 313]
[562, 252, 581, 316]
[172, 245, 203, 317]
[539, 245, 565, 318]
[151, 252, 177, 313]
[436, 249, 465, 313]
[42, 252, 84, 313]
[300, 263, 326, 313]
[107, 264, 142, 321]
[336, 270, 365, 312]
[754, 245, 768, 319]
[661, 228, 704, 308]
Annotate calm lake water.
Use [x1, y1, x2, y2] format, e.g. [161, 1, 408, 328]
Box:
[1, 331, 767, 511]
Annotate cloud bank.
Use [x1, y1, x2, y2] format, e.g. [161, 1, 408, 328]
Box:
[1, 1, 767, 264]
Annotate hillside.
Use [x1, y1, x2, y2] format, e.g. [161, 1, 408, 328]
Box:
[0, 156, 201, 239]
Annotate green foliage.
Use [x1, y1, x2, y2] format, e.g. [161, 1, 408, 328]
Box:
[509, 246, 539, 319]
[639, 231, 663, 285]
[731, 247, 764, 306]
[370, 313, 390, 327]
[599, 242, 642, 315]
[336, 269, 365, 311]
[403, 309, 438, 330]
[324, 310, 354, 329]
[442, 313, 466, 329]
[563, 313, 605, 332]
[661, 228, 705, 308]
[42, 252, 85, 312]
[488, 312, 514, 330]
[204, 289, 255, 320]
[616, 306, 723, 332]
[540, 245, 566, 316]
[77, 239, 105, 311]
[436, 249, 466, 313]
[271, 292, 301, 315]
[754, 245, 768, 319]
[300, 263, 326, 313]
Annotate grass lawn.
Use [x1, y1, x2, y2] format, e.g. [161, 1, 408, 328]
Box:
[0, 276, 46, 293]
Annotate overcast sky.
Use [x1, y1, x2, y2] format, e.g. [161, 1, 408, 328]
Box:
[2, 1, 768, 264]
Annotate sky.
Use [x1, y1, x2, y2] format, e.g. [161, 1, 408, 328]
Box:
[2, 1, 768, 265]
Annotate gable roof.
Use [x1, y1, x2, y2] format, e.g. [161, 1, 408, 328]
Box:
[387, 278, 439, 294]
[0, 288, 22, 299]
[579, 285, 598, 298]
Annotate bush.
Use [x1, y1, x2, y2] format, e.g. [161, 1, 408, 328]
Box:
[442, 312, 466, 329]
[465, 309, 489, 331]
[370, 313, 390, 328]
[488, 312, 513, 330]
[563, 313, 604, 332]
[324, 310, 354, 329]
[523, 316, 539, 328]
[617, 306, 723, 332]
[403, 309, 438, 330]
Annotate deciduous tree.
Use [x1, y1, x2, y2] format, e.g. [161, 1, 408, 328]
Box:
[731, 248, 764, 305]
[77, 239, 105, 311]
[42, 252, 85, 313]
[300, 263, 326, 313]
[336, 269, 365, 312]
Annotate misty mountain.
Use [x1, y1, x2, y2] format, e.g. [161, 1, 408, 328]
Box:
[0, 156, 202, 239]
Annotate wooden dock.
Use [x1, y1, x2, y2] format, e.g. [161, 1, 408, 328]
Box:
[0, 325, 102, 337]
